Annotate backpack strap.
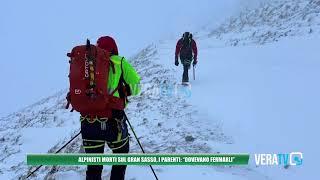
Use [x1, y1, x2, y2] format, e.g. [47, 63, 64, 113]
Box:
[118, 57, 131, 105]
[108, 57, 132, 108]
[86, 40, 97, 97]
[121, 58, 132, 96]
[109, 57, 126, 95]
[110, 58, 116, 74]
[120, 57, 125, 84]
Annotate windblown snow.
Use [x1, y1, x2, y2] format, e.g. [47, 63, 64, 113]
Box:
[0, 0, 319, 179]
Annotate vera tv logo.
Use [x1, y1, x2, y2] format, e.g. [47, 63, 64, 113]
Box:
[255, 152, 303, 166]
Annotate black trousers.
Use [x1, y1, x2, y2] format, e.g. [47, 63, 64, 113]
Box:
[181, 59, 191, 83]
[81, 111, 129, 180]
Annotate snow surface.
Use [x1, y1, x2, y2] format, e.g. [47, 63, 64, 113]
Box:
[0, 0, 319, 179]
[189, 36, 319, 179]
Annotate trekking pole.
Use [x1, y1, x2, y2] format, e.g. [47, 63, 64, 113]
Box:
[25, 131, 81, 179]
[193, 65, 196, 81]
[123, 112, 159, 180]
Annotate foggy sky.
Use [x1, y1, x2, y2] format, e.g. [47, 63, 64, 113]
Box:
[0, 0, 268, 117]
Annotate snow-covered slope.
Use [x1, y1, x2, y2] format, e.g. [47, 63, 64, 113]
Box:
[0, 0, 319, 179]
[202, 0, 320, 46]
[195, 36, 319, 179]
[0, 45, 238, 180]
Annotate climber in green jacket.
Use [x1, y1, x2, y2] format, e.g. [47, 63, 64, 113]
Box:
[107, 54, 140, 98]
[81, 36, 140, 180]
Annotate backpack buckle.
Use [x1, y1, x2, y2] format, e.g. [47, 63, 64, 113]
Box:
[88, 115, 95, 123]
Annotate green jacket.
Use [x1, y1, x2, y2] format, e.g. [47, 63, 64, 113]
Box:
[108, 55, 141, 98]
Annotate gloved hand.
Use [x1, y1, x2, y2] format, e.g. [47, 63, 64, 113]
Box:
[175, 57, 179, 66]
[193, 59, 198, 66]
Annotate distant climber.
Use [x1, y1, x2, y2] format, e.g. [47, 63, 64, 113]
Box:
[175, 32, 198, 84]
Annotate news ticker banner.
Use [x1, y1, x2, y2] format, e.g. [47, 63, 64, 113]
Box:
[27, 154, 249, 166]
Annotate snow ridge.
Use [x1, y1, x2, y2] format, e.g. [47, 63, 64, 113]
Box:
[206, 0, 320, 46]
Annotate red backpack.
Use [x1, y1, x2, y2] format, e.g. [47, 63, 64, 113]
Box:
[66, 40, 125, 118]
